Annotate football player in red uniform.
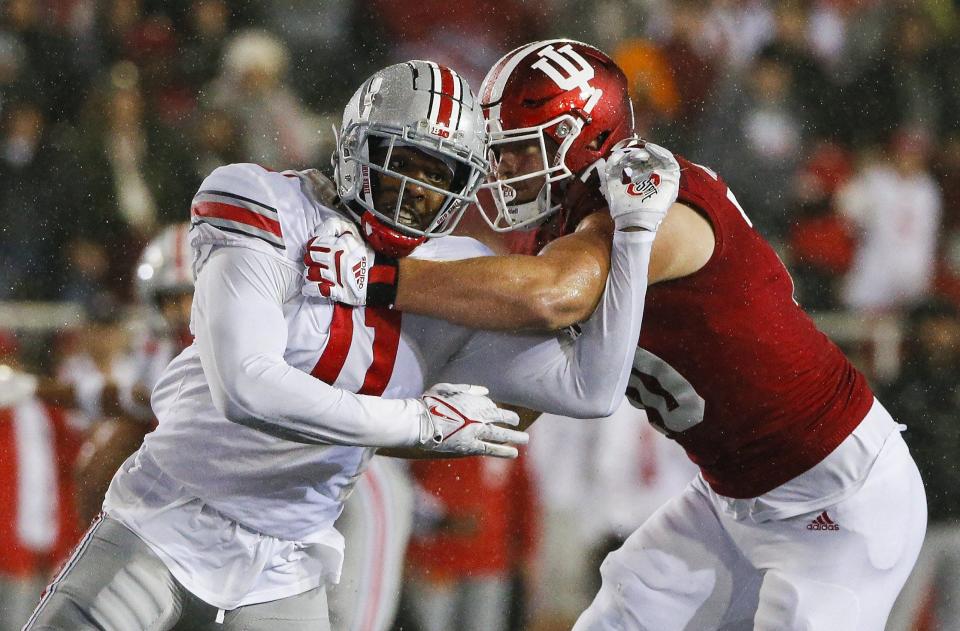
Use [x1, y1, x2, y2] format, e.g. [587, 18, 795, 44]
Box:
[304, 40, 926, 631]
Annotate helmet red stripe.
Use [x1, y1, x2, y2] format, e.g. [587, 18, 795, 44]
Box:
[436, 66, 456, 128]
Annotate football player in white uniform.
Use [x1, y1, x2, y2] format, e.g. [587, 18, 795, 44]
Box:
[24, 59, 669, 631]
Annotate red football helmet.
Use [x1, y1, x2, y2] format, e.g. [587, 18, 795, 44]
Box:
[479, 39, 635, 231]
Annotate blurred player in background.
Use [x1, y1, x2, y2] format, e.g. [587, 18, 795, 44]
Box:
[327, 456, 414, 631]
[308, 39, 926, 631]
[24, 226, 193, 524]
[526, 402, 697, 631]
[69, 223, 195, 523]
[403, 454, 538, 631]
[24, 57, 661, 630]
[0, 335, 82, 631]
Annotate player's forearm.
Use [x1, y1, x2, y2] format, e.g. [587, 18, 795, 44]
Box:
[35, 378, 78, 408]
[434, 229, 652, 419]
[36, 377, 125, 418]
[514, 229, 653, 418]
[564, 229, 654, 417]
[394, 218, 611, 331]
[394, 256, 580, 330]
[209, 352, 424, 448]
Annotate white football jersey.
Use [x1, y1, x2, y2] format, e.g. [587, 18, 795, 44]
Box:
[132, 164, 485, 541]
[104, 162, 655, 608]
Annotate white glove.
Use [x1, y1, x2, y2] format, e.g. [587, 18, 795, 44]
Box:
[302, 217, 401, 307]
[302, 217, 371, 304]
[597, 140, 681, 232]
[0, 365, 38, 408]
[418, 383, 529, 459]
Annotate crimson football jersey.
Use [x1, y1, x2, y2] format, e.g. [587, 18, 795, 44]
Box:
[628, 156, 874, 498]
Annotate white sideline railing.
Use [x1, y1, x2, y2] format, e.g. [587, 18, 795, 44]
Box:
[0, 301, 86, 332]
[0, 302, 906, 379]
[811, 311, 904, 382]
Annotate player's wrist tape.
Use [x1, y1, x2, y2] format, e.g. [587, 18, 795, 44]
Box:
[365, 252, 400, 308]
[614, 212, 661, 232]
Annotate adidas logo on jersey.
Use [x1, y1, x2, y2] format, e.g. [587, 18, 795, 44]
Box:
[806, 511, 840, 531]
[353, 258, 367, 289]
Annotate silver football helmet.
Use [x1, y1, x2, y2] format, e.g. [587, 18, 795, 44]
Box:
[135, 223, 194, 304]
[333, 60, 488, 256]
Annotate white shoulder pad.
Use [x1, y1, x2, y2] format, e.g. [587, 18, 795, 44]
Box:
[190, 163, 334, 266]
[410, 235, 495, 262]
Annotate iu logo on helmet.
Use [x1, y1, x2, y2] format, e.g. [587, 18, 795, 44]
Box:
[627, 173, 661, 201]
[531, 44, 603, 114]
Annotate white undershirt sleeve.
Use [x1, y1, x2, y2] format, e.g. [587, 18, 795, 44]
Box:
[436, 229, 654, 418]
[194, 246, 425, 447]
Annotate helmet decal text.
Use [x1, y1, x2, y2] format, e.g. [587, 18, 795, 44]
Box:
[361, 164, 372, 200]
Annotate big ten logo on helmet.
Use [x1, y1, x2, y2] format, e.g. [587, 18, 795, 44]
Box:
[430, 124, 451, 139]
[531, 44, 603, 114]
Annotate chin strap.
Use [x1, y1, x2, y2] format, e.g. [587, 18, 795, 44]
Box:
[359, 211, 425, 258]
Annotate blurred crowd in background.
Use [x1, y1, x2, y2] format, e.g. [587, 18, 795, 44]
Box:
[1, 0, 960, 630]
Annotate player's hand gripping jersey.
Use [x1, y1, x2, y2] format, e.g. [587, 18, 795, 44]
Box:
[104, 162, 651, 608]
[630, 157, 874, 498]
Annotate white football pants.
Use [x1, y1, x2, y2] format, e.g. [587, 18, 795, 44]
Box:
[22, 516, 331, 631]
[574, 408, 926, 631]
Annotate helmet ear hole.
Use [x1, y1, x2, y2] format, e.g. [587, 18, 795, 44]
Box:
[589, 130, 610, 151]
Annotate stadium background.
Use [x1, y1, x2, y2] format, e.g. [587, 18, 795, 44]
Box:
[1, 0, 958, 629]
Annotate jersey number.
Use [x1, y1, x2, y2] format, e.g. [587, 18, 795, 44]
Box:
[311, 305, 401, 396]
[626, 348, 705, 437]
